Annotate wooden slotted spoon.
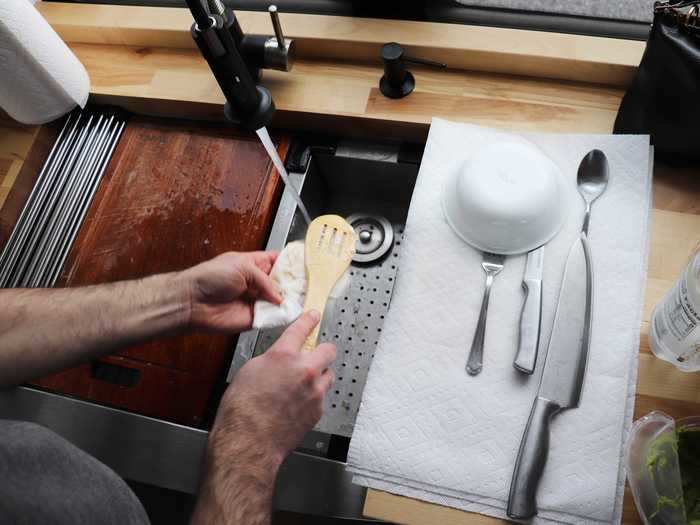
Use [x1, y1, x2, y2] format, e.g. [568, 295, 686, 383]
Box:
[301, 215, 356, 352]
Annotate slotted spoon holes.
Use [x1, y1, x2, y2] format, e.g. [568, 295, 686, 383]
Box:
[338, 230, 350, 257]
[326, 226, 337, 255]
[326, 227, 346, 257]
[315, 222, 352, 258]
[316, 223, 328, 251]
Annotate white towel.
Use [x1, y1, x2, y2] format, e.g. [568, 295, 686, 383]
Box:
[254, 241, 307, 329]
[347, 119, 652, 524]
[254, 241, 351, 330]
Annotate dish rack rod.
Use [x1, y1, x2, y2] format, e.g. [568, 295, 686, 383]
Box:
[0, 108, 127, 288]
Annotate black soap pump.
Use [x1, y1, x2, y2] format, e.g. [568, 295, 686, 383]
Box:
[379, 42, 446, 99]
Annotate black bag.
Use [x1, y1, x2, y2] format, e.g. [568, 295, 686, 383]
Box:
[614, 1, 700, 160]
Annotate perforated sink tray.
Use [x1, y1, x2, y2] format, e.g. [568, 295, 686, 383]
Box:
[229, 142, 420, 440]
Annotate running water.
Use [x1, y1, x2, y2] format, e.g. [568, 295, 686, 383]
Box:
[256, 127, 311, 225]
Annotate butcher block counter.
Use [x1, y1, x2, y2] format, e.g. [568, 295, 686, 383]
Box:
[1, 3, 700, 523]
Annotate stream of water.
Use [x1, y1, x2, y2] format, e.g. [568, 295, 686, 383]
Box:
[256, 126, 311, 225]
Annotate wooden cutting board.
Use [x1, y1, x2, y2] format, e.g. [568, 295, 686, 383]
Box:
[28, 116, 288, 427]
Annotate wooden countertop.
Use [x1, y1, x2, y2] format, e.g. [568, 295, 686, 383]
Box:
[36, 3, 645, 87]
[0, 119, 40, 210]
[33, 2, 636, 141]
[2, 3, 700, 523]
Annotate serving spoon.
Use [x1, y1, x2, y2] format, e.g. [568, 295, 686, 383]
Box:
[577, 149, 609, 236]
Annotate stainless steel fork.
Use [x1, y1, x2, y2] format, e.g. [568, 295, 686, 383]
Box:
[466, 252, 506, 375]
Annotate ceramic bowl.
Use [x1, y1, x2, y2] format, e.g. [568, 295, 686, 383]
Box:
[442, 140, 568, 254]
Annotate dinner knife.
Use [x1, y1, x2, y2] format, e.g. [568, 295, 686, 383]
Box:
[513, 246, 544, 374]
[507, 233, 593, 519]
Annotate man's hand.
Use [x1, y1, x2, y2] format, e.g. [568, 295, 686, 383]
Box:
[211, 310, 336, 463]
[181, 251, 283, 334]
[191, 311, 336, 525]
[0, 250, 283, 388]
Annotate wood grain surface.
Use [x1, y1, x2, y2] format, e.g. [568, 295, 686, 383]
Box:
[22, 117, 288, 426]
[50, 43, 628, 142]
[0, 117, 63, 263]
[37, 2, 645, 87]
[0, 118, 41, 214]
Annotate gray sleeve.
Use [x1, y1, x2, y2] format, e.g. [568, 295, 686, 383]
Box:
[0, 419, 150, 525]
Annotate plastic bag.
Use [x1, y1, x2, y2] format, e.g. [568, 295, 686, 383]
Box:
[626, 411, 700, 524]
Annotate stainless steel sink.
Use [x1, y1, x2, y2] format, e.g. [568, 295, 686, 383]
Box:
[230, 138, 421, 456]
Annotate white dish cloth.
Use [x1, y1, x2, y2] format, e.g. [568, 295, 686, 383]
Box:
[254, 241, 307, 329]
[254, 241, 350, 330]
[347, 119, 652, 525]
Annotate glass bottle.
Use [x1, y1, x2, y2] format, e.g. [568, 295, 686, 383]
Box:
[649, 251, 700, 371]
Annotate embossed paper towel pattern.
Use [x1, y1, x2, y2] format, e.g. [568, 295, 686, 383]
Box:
[347, 119, 651, 525]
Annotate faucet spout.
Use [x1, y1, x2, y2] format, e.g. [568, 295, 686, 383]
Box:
[186, 0, 281, 130]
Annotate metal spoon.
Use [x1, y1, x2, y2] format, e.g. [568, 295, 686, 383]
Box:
[577, 149, 609, 235]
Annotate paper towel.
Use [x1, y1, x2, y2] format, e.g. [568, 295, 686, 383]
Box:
[347, 119, 652, 524]
[0, 0, 89, 125]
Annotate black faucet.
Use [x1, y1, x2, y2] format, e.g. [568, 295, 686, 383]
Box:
[185, 0, 294, 130]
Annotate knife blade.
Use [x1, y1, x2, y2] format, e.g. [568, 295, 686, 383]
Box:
[507, 234, 593, 519]
[513, 246, 544, 374]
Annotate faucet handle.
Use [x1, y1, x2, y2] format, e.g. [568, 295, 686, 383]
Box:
[264, 5, 295, 71]
[268, 5, 285, 49]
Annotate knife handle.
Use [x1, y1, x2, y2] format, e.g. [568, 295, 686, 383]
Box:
[514, 278, 542, 374]
[507, 397, 561, 520]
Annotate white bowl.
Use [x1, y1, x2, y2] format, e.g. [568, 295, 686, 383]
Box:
[443, 140, 568, 255]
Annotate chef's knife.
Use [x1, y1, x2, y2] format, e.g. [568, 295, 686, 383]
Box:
[507, 233, 593, 519]
[513, 246, 544, 374]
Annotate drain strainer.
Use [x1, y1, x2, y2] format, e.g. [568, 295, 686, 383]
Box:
[347, 213, 394, 263]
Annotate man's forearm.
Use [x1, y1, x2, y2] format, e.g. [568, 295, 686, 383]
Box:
[191, 434, 280, 525]
[0, 273, 190, 387]
[189, 312, 334, 525]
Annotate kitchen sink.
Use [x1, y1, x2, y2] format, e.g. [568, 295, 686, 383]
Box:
[230, 137, 423, 458]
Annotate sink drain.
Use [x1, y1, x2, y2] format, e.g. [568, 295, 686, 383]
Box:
[347, 213, 394, 263]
